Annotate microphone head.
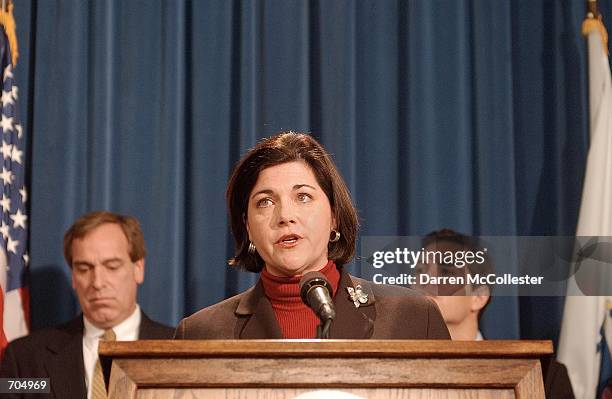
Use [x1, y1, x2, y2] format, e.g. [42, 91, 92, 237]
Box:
[299, 271, 333, 305]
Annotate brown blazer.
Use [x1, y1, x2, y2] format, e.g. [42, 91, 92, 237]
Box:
[175, 268, 450, 339]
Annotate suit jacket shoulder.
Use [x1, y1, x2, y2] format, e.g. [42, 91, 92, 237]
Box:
[0, 317, 86, 399]
[0, 311, 174, 399]
[542, 358, 575, 399]
[139, 312, 174, 339]
[174, 287, 254, 339]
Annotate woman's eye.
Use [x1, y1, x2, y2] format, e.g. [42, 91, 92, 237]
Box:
[257, 198, 273, 207]
[297, 193, 312, 203]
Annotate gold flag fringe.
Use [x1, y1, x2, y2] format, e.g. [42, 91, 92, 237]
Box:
[0, 1, 18, 66]
[582, 14, 609, 57]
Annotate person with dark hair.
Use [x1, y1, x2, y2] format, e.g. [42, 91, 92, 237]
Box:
[0, 211, 174, 399]
[417, 228, 575, 399]
[175, 131, 450, 340]
[415, 228, 493, 340]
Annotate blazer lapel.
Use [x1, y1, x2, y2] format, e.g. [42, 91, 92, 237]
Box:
[329, 269, 376, 339]
[233, 270, 375, 339]
[45, 317, 87, 399]
[235, 279, 283, 339]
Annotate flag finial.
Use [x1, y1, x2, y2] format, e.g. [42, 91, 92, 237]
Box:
[583, 1, 609, 56]
[587, 0, 598, 18]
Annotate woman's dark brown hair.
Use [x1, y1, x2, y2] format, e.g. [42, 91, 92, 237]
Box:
[226, 131, 359, 272]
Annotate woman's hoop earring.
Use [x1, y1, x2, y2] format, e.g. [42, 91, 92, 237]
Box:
[329, 230, 340, 243]
[248, 241, 257, 255]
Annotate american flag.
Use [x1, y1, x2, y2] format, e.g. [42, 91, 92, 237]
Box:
[0, 14, 29, 359]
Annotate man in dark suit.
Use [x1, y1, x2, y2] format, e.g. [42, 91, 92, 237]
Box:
[0, 211, 174, 399]
[416, 228, 575, 399]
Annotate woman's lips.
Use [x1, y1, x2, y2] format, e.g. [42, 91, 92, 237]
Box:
[275, 234, 302, 248]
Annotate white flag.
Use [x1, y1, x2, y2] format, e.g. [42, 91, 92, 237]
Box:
[557, 16, 612, 399]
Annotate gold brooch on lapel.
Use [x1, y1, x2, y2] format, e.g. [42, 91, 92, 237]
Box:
[347, 285, 368, 308]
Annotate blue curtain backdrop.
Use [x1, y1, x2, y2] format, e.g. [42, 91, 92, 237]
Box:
[11, 0, 611, 344]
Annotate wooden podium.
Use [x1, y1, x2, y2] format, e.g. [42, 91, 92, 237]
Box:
[99, 340, 552, 399]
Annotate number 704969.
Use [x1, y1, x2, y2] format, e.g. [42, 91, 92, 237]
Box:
[0, 378, 50, 393]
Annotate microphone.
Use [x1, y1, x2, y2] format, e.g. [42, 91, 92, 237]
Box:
[299, 271, 336, 321]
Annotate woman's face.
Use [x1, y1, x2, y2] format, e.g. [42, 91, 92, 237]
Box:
[246, 161, 335, 277]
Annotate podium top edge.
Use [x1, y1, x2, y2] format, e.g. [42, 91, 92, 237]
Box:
[99, 339, 553, 358]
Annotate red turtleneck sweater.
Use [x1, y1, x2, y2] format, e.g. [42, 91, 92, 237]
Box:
[260, 260, 340, 338]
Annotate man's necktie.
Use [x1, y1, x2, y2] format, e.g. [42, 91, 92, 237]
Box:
[92, 329, 116, 399]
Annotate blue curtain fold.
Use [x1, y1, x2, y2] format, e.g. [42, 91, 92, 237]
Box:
[13, 0, 610, 343]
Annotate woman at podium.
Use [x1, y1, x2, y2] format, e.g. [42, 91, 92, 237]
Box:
[174, 131, 450, 340]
